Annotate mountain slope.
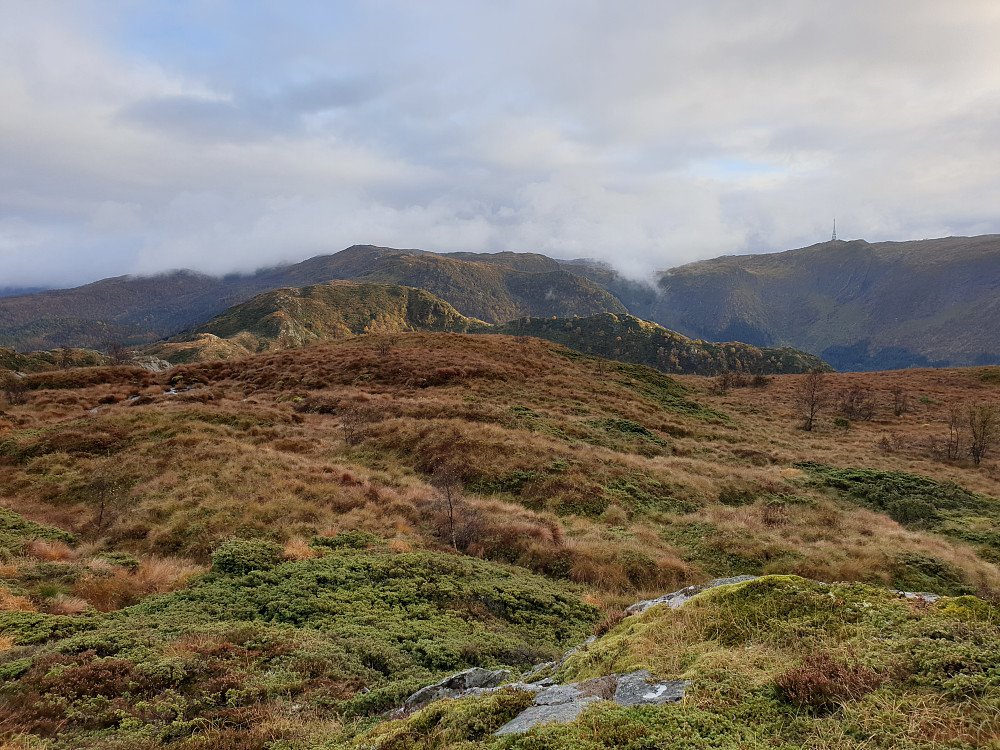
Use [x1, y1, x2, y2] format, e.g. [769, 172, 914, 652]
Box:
[148, 283, 826, 374]
[149, 282, 488, 362]
[0, 246, 624, 351]
[495, 313, 830, 375]
[615, 235, 1000, 370]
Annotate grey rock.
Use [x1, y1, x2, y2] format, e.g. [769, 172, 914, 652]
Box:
[493, 670, 690, 735]
[533, 683, 584, 705]
[533, 675, 623, 706]
[614, 670, 689, 706]
[132, 355, 173, 372]
[494, 696, 602, 735]
[897, 590, 941, 602]
[523, 661, 557, 680]
[404, 668, 511, 708]
[626, 575, 759, 615]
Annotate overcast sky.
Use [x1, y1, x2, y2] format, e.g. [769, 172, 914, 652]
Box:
[2, 1, 1000, 288]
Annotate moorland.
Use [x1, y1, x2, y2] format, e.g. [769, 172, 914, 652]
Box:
[2, 331, 1000, 748]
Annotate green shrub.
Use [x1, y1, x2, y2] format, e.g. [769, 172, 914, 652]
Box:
[311, 531, 381, 550]
[887, 498, 938, 526]
[211, 538, 283, 575]
[97, 551, 141, 571]
[796, 462, 1000, 561]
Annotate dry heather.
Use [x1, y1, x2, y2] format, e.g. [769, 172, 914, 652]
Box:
[1, 335, 999, 609]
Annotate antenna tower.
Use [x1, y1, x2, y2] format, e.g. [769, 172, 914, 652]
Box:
[831, 218, 837, 241]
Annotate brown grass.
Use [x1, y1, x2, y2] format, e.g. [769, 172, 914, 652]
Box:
[0, 586, 36, 612]
[2, 334, 999, 611]
[24, 540, 74, 562]
[45, 594, 89, 615]
[72, 557, 204, 611]
[283, 537, 317, 561]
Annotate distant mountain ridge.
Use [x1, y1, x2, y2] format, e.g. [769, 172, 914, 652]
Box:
[611, 235, 1000, 370]
[494, 313, 830, 375]
[2, 235, 999, 370]
[0, 246, 623, 352]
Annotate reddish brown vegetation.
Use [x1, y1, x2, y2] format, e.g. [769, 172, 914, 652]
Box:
[775, 652, 888, 711]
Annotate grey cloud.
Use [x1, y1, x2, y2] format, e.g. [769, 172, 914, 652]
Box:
[119, 95, 287, 142]
[2, 1, 1000, 288]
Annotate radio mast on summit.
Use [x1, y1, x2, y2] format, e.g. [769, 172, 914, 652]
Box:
[831, 218, 837, 241]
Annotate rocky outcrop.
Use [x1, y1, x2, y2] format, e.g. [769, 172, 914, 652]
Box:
[494, 671, 689, 735]
[626, 575, 759, 615]
[398, 575, 949, 735]
[401, 668, 512, 712]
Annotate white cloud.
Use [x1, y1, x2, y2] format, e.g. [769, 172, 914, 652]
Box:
[1, 1, 1000, 287]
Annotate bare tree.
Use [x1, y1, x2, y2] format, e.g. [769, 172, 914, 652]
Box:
[103, 338, 131, 366]
[795, 370, 828, 431]
[968, 403, 998, 466]
[891, 385, 909, 417]
[58, 345, 75, 370]
[946, 407, 965, 461]
[88, 464, 127, 537]
[837, 387, 877, 421]
[712, 371, 736, 394]
[1, 372, 28, 406]
[431, 464, 463, 550]
[339, 401, 381, 445]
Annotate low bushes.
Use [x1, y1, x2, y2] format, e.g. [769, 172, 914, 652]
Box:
[775, 652, 886, 711]
[211, 538, 284, 575]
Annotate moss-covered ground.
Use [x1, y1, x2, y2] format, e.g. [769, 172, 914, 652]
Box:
[343, 576, 1000, 749]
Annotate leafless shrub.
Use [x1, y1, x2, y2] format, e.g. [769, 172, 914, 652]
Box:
[945, 407, 965, 461]
[103, 338, 132, 366]
[376, 336, 398, 357]
[968, 403, 998, 466]
[1, 372, 28, 406]
[891, 385, 909, 416]
[711, 371, 766, 394]
[340, 401, 383, 445]
[837, 387, 877, 421]
[776, 652, 886, 711]
[431, 464, 464, 550]
[875, 433, 906, 453]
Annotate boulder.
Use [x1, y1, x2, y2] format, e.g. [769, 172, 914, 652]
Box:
[613, 669, 689, 706]
[404, 667, 511, 709]
[494, 670, 690, 735]
[495, 697, 602, 735]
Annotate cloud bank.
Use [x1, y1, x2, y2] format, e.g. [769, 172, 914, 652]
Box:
[2, 1, 1000, 288]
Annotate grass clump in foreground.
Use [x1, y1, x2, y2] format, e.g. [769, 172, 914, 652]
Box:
[341, 575, 1000, 749]
[0, 544, 597, 748]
